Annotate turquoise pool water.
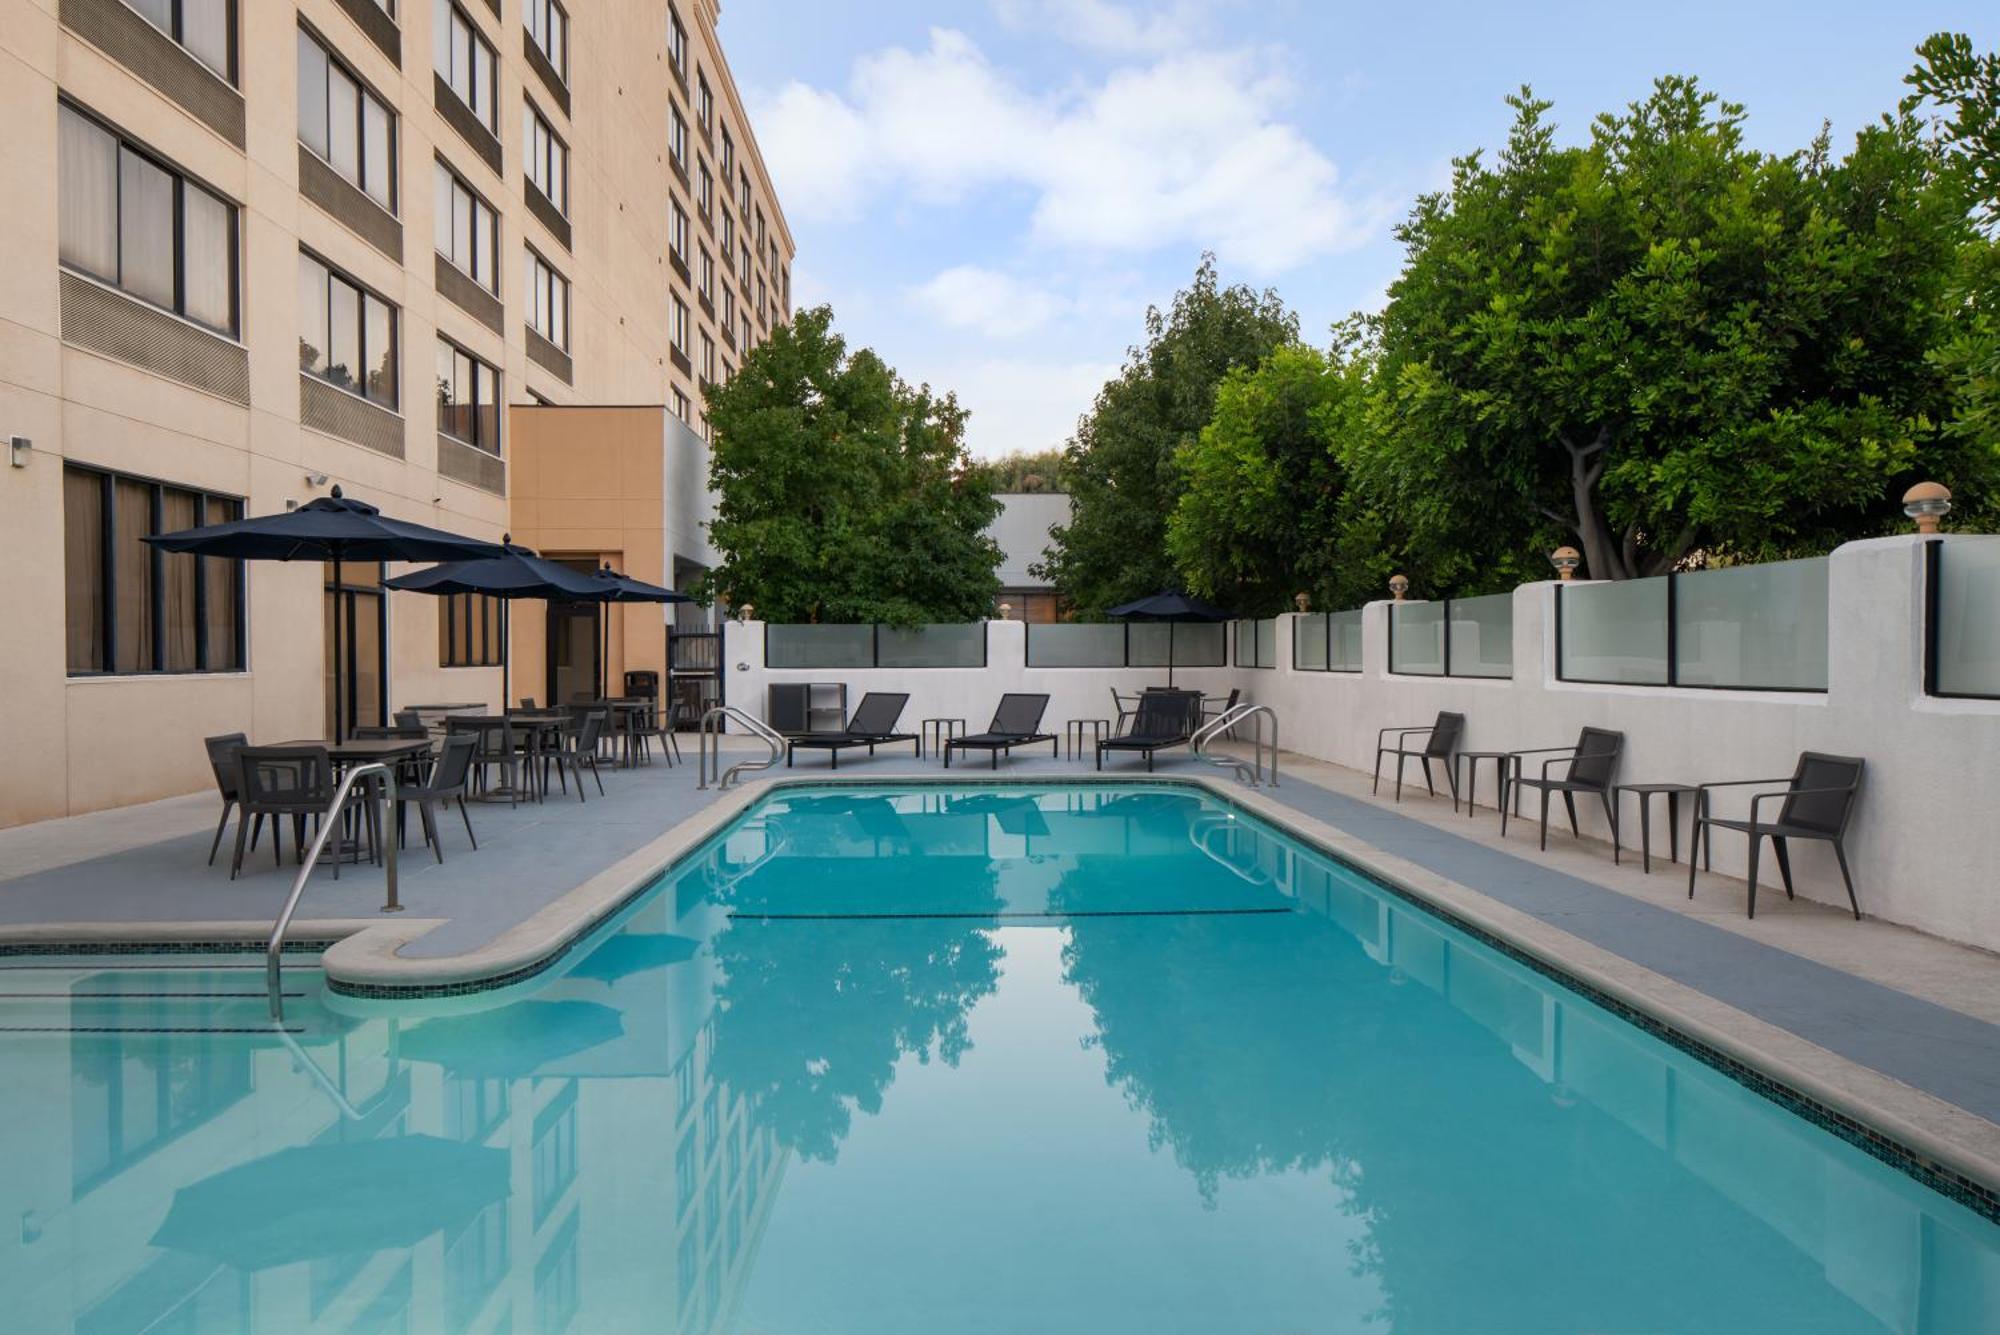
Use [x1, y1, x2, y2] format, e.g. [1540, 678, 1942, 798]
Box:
[3, 783, 1997, 1333]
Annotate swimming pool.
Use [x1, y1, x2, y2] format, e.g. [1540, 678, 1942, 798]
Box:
[3, 782, 1995, 1333]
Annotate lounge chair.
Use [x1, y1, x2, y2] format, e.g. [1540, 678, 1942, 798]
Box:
[1688, 752, 1864, 919]
[944, 694, 1058, 769]
[1501, 726, 1625, 850]
[1097, 690, 1200, 771]
[1373, 711, 1465, 803]
[785, 692, 919, 769]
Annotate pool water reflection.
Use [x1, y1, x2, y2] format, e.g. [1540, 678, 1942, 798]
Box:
[2, 785, 1996, 1333]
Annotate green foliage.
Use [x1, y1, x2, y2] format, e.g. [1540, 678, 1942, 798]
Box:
[703, 306, 1002, 625]
[1037, 255, 1298, 614]
[1906, 32, 2000, 230]
[1352, 77, 1996, 583]
[968, 449, 1070, 494]
[1165, 343, 1374, 613]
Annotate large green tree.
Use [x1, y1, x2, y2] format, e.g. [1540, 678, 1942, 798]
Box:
[1164, 341, 1372, 613]
[1037, 256, 1298, 613]
[1353, 78, 1994, 584]
[703, 305, 1001, 623]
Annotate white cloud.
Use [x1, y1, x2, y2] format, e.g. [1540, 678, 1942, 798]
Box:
[909, 266, 1067, 338]
[991, 0, 1210, 57]
[939, 357, 1123, 458]
[754, 27, 1373, 275]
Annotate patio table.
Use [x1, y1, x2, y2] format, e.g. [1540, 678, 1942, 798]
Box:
[267, 737, 433, 861]
[571, 700, 651, 768]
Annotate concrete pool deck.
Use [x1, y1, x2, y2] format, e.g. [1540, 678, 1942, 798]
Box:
[3, 740, 1999, 1195]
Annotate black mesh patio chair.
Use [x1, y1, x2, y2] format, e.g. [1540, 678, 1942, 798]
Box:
[1373, 711, 1465, 803]
[449, 715, 520, 805]
[1501, 727, 1625, 850]
[1688, 752, 1864, 919]
[551, 709, 610, 801]
[203, 732, 252, 867]
[1110, 688, 1139, 734]
[786, 692, 919, 769]
[398, 732, 480, 863]
[231, 745, 364, 880]
[944, 694, 1057, 769]
[1097, 690, 1200, 771]
[633, 698, 682, 767]
[393, 709, 426, 734]
[519, 697, 537, 709]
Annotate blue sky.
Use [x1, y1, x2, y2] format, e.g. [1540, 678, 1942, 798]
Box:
[720, 1, 1997, 458]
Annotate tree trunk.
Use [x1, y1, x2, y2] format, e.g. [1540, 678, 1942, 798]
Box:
[1562, 427, 1629, 580]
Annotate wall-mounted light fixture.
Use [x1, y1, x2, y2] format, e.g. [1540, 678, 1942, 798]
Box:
[9, 436, 30, 468]
[304, 471, 329, 487]
[1902, 481, 1952, 534]
[1387, 574, 1410, 602]
[1549, 546, 1582, 580]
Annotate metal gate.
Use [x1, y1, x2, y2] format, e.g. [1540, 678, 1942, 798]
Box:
[667, 628, 723, 729]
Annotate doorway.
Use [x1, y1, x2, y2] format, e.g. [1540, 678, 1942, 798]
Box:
[325, 561, 387, 738]
[545, 556, 604, 705]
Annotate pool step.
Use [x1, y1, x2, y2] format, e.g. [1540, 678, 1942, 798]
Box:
[0, 962, 333, 1035]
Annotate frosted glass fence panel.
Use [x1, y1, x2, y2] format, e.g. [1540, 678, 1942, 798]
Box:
[1560, 578, 1669, 684]
[1131, 622, 1227, 668]
[876, 624, 987, 669]
[1448, 593, 1513, 678]
[1257, 618, 1277, 669]
[1389, 602, 1445, 675]
[1027, 623, 1126, 667]
[1330, 609, 1364, 671]
[766, 624, 874, 669]
[1934, 539, 2000, 698]
[1294, 615, 1329, 670]
[1675, 558, 1828, 690]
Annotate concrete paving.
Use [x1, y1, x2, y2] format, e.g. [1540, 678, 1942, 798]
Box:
[2, 739, 1997, 1128]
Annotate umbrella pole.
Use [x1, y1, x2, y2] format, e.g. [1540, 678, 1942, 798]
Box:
[332, 555, 344, 743]
[502, 600, 511, 713]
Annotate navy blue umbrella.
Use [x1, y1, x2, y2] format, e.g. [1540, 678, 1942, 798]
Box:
[386, 542, 610, 709]
[145, 486, 506, 739]
[587, 565, 689, 699]
[1104, 590, 1233, 685]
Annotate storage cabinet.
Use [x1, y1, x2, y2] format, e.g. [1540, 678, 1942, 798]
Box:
[767, 682, 847, 735]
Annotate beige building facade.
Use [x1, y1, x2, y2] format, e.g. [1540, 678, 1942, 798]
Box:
[0, 0, 793, 827]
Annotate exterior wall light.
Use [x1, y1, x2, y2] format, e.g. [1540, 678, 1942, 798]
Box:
[1293, 591, 1311, 613]
[998, 601, 1013, 620]
[1902, 481, 1952, 534]
[9, 436, 30, 468]
[737, 603, 755, 622]
[1549, 546, 1582, 580]
[1387, 574, 1409, 601]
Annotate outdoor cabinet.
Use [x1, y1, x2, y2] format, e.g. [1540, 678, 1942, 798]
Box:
[768, 682, 846, 735]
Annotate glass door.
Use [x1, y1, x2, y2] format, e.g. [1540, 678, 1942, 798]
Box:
[547, 599, 600, 705]
[325, 561, 387, 738]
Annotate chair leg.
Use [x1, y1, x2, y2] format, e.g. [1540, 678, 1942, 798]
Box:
[1394, 754, 1406, 802]
[1597, 790, 1616, 858]
[1500, 777, 1512, 837]
[1687, 822, 1703, 899]
[1561, 791, 1580, 837]
[208, 801, 234, 866]
[590, 757, 605, 797]
[1832, 839, 1860, 920]
[1446, 760, 1461, 812]
[1771, 837, 1795, 899]
[1372, 749, 1384, 795]
[1746, 832, 1762, 919]
[230, 807, 251, 880]
[1421, 757, 1435, 797]
[421, 800, 443, 865]
[1539, 788, 1551, 852]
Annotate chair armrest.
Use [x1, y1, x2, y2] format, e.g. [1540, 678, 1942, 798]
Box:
[1507, 745, 1578, 758]
[1746, 786, 1853, 823]
[1541, 748, 1619, 779]
[1377, 725, 1434, 747]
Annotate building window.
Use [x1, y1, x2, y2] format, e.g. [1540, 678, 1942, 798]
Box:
[667, 4, 686, 77]
[699, 332, 714, 384]
[64, 463, 244, 675]
[695, 74, 712, 132]
[438, 590, 502, 666]
[755, 206, 766, 252]
[738, 310, 750, 349]
[671, 387, 690, 423]
[755, 272, 766, 311]
[719, 127, 734, 178]
[523, 102, 568, 215]
[669, 201, 688, 263]
[670, 295, 689, 354]
[697, 247, 712, 303]
[720, 284, 733, 330]
[436, 337, 500, 453]
[524, 0, 567, 84]
[298, 27, 397, 212]
[720, 209, 734, 263]
[59, 103, 239, 337]
[433, 0, 498, 132]
[299, 250, 399, 408]
[125, 0, 234, 83]
[669, 105, 687, 169]
[738, 168, 750, 213]
[525, 249, 569, 350]
[696, 162, 712, 218]
[434, 159, 498, 291]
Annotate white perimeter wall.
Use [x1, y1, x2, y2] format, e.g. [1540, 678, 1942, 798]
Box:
[726, 534, 2000, 954]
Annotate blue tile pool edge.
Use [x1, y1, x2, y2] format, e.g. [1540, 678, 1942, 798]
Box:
[6, 772, 1999, 1225]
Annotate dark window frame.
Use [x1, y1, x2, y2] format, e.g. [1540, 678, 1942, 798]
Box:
[438, 589, 504, 666]
[666, 3, 687, 79]
[524, 246, 570, 351]
[63, 461, 247, 677]
[125, 0, 239, 85]
[523, 99, 569, 216]
[299, 247, 401, 409]
[435, 333, 503, 454]
[297, 22, 399, 214]
[524, 0, 567, 84]
[1922, 538, 2000, 701]
[433, 0, 499, 132]
[434, 156, 500, 293]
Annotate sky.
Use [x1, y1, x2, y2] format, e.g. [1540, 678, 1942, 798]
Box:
[718, 1, 1998, 460]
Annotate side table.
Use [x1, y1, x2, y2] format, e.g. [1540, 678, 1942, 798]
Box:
[920, 717, 966, 759]
[1457, 750, 1514, 816]
[1065, 718, 1110, 760]
[1613, 782, 1695, 873]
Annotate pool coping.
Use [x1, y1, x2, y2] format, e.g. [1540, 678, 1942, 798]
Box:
[7, 772, 2000, 1219]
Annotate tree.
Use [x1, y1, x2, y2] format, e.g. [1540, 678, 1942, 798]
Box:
[703, 305, 1002, 624]
[1164, 342, 1371, 614]
[1353, 78, 1995, 584]
[1037, 256, 1298, 614]
[967, 448, 1070, 493]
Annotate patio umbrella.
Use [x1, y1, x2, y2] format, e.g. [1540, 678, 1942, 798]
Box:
[384, 539, 608, 713]
[564, 931, 701, 983]
[150, 1134, 509, 1270]
[144, 486, 506, 740]
[398, 999, 624, 1078]
[586, 564, 688, 701]
[1105, 590, 1233, 686]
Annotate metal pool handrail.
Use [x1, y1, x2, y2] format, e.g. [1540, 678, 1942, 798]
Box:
[1193, 703, 1279, 788]
[267, 761, 400, 1023]
[697, 706, 786, 790]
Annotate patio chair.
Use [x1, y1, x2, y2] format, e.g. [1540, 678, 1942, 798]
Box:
[393, 709, 426, 735]
[550, 709, 610, 801]
[1110, 687, 1139, 734]
[398, 732, 480, 863]
[449, 715, 522, 805]
[634, 698, 682, 767]
[944, 694, 1058, 769]
[1203, 688, 1241, 726]
[519, 697, 537, 709]
[1373, 711, 1465, 803]
[203, 732, 253, 867]
[1097, 690, 1200, 771]
[1501, 727, 1625, 851]
[231, 745, 366, 880]
[786, 692, 919, 769]
[1688, 753, 1864, 919]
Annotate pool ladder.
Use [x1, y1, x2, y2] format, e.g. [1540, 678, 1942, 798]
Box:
[697, 706, 787, 790]
[267, 761, 402, 1023]
[1193, 704, 1279, 788]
